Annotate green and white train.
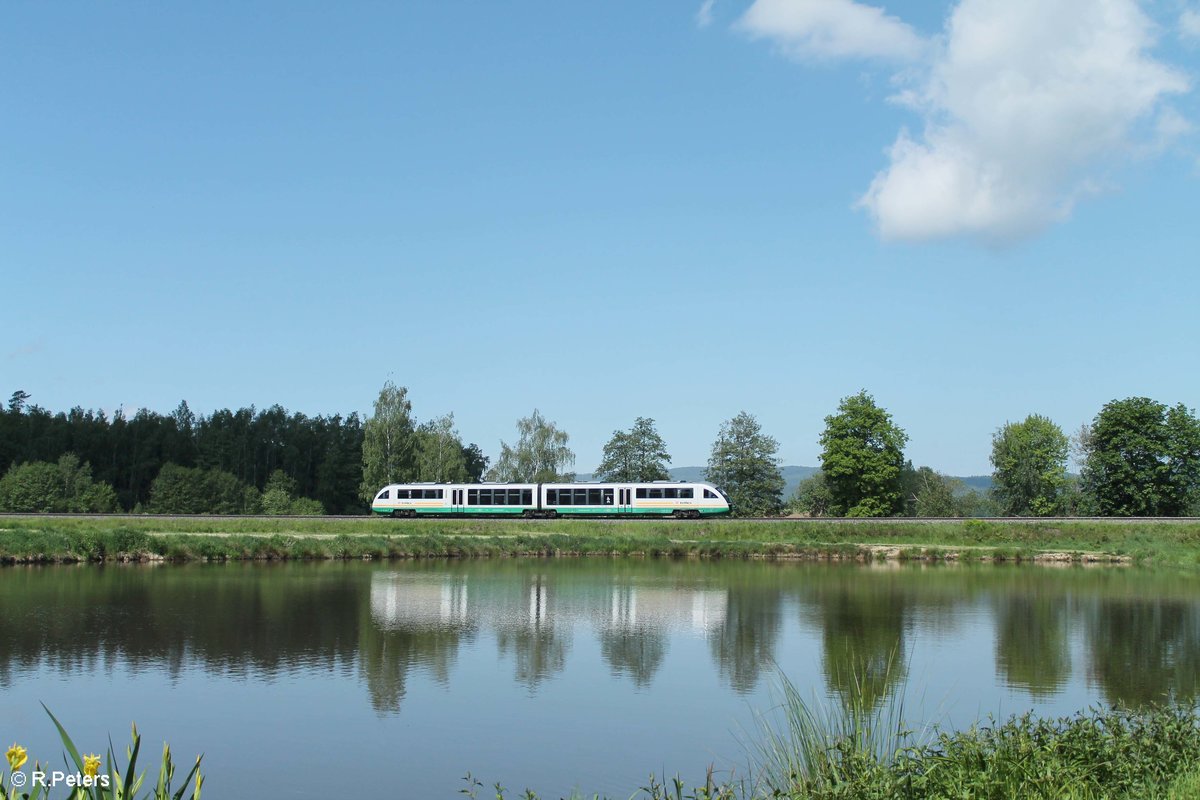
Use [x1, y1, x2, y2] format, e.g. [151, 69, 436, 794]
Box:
[371, 481, 732, 518]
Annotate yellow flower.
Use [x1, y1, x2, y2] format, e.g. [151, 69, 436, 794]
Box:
[83, 753, 102, 779]
[6, 743, 27, 771]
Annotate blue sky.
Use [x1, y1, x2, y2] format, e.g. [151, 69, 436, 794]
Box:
[3, 0, 1198, 475]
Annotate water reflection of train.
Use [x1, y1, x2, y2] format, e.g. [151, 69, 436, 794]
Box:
[369, 573, 727, 634]
[370, 481, 732, 518]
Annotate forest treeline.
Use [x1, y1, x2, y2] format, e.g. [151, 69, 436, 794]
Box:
[0, 392, 368, 513]
[1, 385, 1198, 517]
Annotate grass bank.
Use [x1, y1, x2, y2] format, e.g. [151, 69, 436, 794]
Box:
[2, 515, 1200, 567]
[471, 703, 1200, 800]
[474, 659, 1200, 800]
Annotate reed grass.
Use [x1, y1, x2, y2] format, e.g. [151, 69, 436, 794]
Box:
[468, 667, 1200, 800]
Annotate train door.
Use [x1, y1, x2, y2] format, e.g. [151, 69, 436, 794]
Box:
[451, 488, 465, 514]
[618, 487, 633, 515]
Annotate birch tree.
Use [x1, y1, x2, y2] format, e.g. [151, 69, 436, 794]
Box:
[359, 381, 417, 501]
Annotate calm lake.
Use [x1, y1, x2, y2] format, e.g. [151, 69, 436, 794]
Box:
[2, 560, 1198, 797]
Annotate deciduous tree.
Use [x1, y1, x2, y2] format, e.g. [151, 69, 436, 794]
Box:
[1082, 397, 1200, 516]
[0, 461, 62, 512]
[487, 410, 575, 482]
[148, 463, 251, 514]
[901, 465, 964, 517]
[705, 412, 784, 517]
[461, 443, 489, 483]
[990, 415, 1069, 516]
[595, 417, 670, 482]
[415, 413, 469, 483]
[0, 454, 118, 513]
[789, 472, 833, 517]
[261, 469, 323, 515]
[819, 390, 908, 517]
[359, 381, 417, 502]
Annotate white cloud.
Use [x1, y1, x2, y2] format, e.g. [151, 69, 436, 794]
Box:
[1182, 9, 1200, 40]
[1153, 106, 1194, 147]
[737, 0, 926, 62]
[857, 0, 1189, 243]
[696, 0, 716, 29]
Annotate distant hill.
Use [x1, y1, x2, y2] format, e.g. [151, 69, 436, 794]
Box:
[580, 467, 992, 499]
[955, 475, 994, 496]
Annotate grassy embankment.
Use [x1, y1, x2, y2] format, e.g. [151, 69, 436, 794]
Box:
[2, 515, 1200, 567]
[471, 662, 1200, 799]
[471, 701, 1200, 799]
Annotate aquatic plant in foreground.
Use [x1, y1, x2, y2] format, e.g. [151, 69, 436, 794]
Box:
[465, 671, 1200, 799]
[0, 707, 201, 800]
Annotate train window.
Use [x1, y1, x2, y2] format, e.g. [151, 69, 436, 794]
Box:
[479, 490, 492, 505]
[398, 490, 411, 499]
[559, 490, 572, 506]
[603, 489, 614, 505]
[522, 489, 533, 504]
[636, 488, 647, 499]
[648, 488, 663, 499]
[678, 488, 694, 499]
[468, 489, 479, 504]
[507, 489, 521, 505]
[433, 489, 444, 500]
[547, 489, 558, 504]
[664, 488, 678, 499]
[588, 489, 602, 504]
[377, 490, 389, 500]
[704, 489, 718, 499]
[574, 489, 588, 504]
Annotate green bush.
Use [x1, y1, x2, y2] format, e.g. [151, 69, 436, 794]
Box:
[0, 456, 118, 513]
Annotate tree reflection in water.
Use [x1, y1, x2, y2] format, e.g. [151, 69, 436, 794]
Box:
[1085, 598, 1200, 706]
[494, 574, 571, 690]
[3, 561, 1200, 718]
[708, 584, 783, 694]
[810, 575, 909, 711]
[994, 593, 1071, 697]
